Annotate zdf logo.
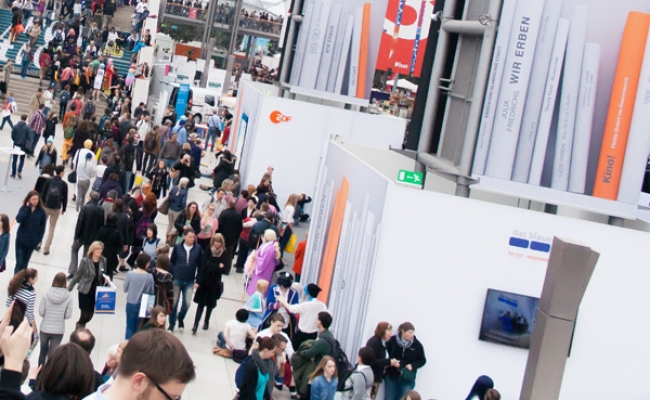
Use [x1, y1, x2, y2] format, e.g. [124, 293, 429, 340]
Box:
[270, 110, 292, 124]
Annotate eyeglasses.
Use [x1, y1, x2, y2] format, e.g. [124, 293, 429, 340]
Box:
[147, 376, 181, 400]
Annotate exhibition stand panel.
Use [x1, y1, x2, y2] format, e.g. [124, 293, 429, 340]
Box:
[303, 141, 650, 400]
[228, 81, 406, 205]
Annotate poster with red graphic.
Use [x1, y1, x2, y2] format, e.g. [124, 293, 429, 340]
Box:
[376, 0, 435, 77]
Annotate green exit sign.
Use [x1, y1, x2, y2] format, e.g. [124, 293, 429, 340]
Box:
[397, 170, 423, 187]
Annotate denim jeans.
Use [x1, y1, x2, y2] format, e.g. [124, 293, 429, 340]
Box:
[217, 331, 227, 348]
[206, 127, 219, 150]
[169, 279, 194, 329]
[384, 375, 416, 400]
[124, 171, 132, 193]
[164, 158, 175, 188]
[14, 244, 35, 275]
[31, 133, 41, 154]
[12, 151, 25, 175]
[0, 116, 13, 130]
[125, 302, 141, 339]
[21, 61, 29, 78]
[279, 225, 293, 257]
[68, 240, 88, 274]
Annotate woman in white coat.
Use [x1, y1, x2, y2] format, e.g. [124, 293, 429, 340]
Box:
[38, 272, 73, 366]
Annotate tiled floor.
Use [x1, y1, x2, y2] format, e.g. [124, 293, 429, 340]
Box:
[0, 116, 306, 400]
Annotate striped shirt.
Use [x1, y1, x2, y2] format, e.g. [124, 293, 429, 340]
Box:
[6, 286, 36, 323]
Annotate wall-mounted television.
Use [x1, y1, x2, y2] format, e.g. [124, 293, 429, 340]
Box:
[479, 289, 539, 350]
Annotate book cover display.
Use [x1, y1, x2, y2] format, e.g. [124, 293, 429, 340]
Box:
[472, 0, 650, 215]
[289, 0, 390, 101]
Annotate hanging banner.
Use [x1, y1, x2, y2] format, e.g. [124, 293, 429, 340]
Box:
[376, 0, 435, 77]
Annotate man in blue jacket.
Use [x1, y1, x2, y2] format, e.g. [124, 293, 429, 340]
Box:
[168, 229, 203, 332]
[11, 114, 31, 179]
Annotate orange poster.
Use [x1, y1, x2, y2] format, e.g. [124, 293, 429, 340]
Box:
[317, 178, 349, 303]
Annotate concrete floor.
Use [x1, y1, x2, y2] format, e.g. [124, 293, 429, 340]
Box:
[0, 115, 308, 400]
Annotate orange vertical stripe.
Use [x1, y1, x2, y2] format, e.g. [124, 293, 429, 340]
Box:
[593, 12, 650, 199]
[356, 3, 372, 98]
[317, 178, 349, 304]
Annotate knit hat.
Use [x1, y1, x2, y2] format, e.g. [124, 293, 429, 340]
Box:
[47, 137, 54, 143]
[84, 139, 93, 149]
[306, 283, 322, 298]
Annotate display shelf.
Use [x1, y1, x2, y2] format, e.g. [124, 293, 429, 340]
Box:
[638, 192, 650, 209]
[289, 85, 370, 107]
[471, 175, 638, 219]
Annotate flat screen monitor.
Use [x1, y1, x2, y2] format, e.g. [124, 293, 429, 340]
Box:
[479, 289, 539, 350]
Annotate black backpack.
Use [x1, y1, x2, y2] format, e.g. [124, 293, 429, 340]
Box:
[320, 335, 355, 392]
[44, 179, 63, 209]
[248, 220, 270, 249]
[86, 101, 95, 115]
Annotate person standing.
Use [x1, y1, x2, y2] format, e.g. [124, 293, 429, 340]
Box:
[29, 89, 44, 116]
[38, 272, 73, 366]
[192, 233, 226, 334]
[28, 104, 47, 157]
[197, 203, 218, 249]
[68, 241, 110, 328]
[69, 191, 105, 279]
[39, 165, 68, 256]
[340, 348, 375, 400]
[11, 114, 31, 179]
[278, 284, 328, 350]
[142, 124, 160, 173]
[173, 201, 201, 245]
[0, 214, 10, 273]
[263, 272, 299, 336]
[293, 233, 308, 283]
[96, 214, 125, 280]
[119, 135, 136, 193]
[238, 337, 277, 400]
[168, 229, 203, 332]
[309, 356, 338, 400]
[158, 130, 181, 169]
[167, 177, 189, 235]
[14, 191, 46, 274]
[72, 140, 97, 211]
[366, 322, 393, 399]
[217, 198, 242, 275]
[246, 230, 280, 296]
[1, 62, 14, 97]
[6, 268, 39, 335]
[149, 253, 174, 314]
[384, 323, 427, 400]
[205, 108, 222, 152]
[123, 253, 154, 339]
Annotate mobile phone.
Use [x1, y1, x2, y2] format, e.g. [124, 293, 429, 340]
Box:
[9, 299, 27, 331]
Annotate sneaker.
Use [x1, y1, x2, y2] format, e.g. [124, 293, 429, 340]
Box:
[118, 266, 129, 272]
[235, 269, 244, 274]
[44, 251, 50, 255]
[168, 325, 174, 332]
[10, 174, 15, 179]
[179, 320, 184, 331]
[17, 173, 22, 179]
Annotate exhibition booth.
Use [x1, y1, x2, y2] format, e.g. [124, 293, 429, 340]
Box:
[228, 81, 406, 205]
[301, 140, 650, 399]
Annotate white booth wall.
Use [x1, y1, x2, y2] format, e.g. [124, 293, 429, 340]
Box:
[229, 81, 406, 205]
[304, 141, 650, 400]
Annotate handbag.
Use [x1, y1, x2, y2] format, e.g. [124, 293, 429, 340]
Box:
[14, 23, 24, 34]
[157, 195, 171, 215]
[399, 367, 417, 382]
[285, 234, 297, 254]
[138, 293, 155, 318]
[67, 170, 77, 183]
[24, 136, 34, 155]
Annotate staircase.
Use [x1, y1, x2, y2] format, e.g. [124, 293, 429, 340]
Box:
[0, 8, 136, 114]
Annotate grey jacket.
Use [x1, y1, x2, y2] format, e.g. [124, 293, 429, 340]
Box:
[68, 256, 107, 295]
[341, 365, 374, 400]
[39, 287, 73, 335]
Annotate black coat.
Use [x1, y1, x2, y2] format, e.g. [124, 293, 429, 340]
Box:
[75, 199, 105, 246]
[193, 248, 225, 308]
[111, 211, 133, 246]
[96, 221, 124, 273]
[15, 206, 47, 249]
[101, 164, 126, 190]
[212, 155, 235, 188]
[366, 335, 391, 383]
[218, 208, 243, 246]
[174, 211, 200, 235]
[385, 335, 427, 379]
[99, 179, 123, 201]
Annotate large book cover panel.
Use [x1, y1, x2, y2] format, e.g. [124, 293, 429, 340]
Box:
[473, 0, 518, 176]
[348, 6, 364, 97]
[299, 0, 333, 89]
[316, 3, 343, 91]
[484, 0, 546, 180]
[290, 0, 316, 86]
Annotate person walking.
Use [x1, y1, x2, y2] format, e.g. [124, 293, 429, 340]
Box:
[205, 108, 222, 152]
[11, 114, 31, 179]
[6, 268, 39, 334]
[309, 356, 338, 400]
[0, 92, 17, 130]
[147, 159, 169, 199]
[72, 140, 97, 211]
[141, 124, 160, 173]
[1, 62, 14, 98]
[14, 191, 47, 274]
[340, 348, 375, 400]
[168, 229, 203, 332]
[96, 214, 125, 280]
[149, 253, 174, 314]
[173, 201, 200, 244]
[192, 233, 226, 334]
[197, 203, 218, 249]
[217, 198, 242, 275]
[68, 241, 110, 328]
[39, 165, 68, 256]
[123, 253, 154, 339]
[29, 89, 44, 116]
[28, 104, 47, 155]
[167, 177, 189, 236]
[37, 272, 73, 366]
[69, 191, 105, 279]
[384, 322, 427, 400]
[0, 214, 10, 273]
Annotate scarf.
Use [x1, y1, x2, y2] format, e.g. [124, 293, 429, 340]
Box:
[396, 333, 413, 349]
[210, 246, 224, 258]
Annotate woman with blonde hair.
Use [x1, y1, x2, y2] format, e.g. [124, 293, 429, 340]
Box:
[68, 241, 110, 328]
[245, 279, 269, 330]
[279, 193, 298, 255]
[309, 356, 338, 400]
[192, 233, 227, 333]
[246, 229, 280, 297]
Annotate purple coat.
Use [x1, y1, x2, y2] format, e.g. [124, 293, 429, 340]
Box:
[246, 241, 279, 296]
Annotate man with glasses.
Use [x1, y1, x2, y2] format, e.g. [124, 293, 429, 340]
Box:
[84, 329, 195, 399]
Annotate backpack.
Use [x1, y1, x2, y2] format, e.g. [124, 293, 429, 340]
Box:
[86, 101, 94, 115]
[44, 179, 63, 209]
[53, 30, 63, 43]
[59, 90, 70, 104]
[40, 52, 51, 68]
[319, 335, 355, 392]
[64, 125, 75, 139]
[248, 221, 270, 249]
[144, 131, 156, 152]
